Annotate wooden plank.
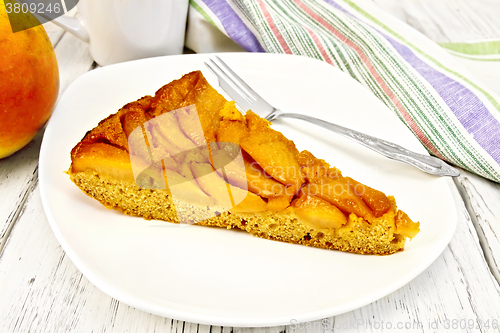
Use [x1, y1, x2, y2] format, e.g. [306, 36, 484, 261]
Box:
[454, 169, 500, 283]
[370, 0, 500, 43]
[0, 133, 43, 254]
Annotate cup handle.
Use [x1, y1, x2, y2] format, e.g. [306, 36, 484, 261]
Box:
[51, 15, 90, 43]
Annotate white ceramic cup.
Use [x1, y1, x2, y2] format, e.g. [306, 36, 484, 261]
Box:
[53, 0, 189, 66]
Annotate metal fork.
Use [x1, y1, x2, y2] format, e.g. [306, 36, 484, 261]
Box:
[205, 56, 460, 177]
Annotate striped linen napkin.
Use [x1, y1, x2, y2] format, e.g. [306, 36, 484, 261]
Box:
[440, 41, 500, 61]
[186, 0, 500, 183]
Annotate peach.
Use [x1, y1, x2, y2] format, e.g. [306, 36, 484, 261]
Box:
[0, 1, 59, 159]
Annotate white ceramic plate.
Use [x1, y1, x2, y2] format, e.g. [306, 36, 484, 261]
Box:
[39, 53, 457, 327]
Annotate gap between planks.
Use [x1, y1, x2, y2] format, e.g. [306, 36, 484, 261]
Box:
[453, 173, 500, 287]
[0, 167, 38, 257]
[169, 321, 289, 333]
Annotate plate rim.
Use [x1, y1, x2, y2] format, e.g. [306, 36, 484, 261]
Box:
[39, 52, 458, 327]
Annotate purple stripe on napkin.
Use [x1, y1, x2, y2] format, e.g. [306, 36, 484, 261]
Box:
[324, 0, 350, 14]
[326, 0, 500, 163]
[202, 0, 265, 52]
[384, 36, 500, 163]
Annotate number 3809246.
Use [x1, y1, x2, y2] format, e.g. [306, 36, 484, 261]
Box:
[5, 2, 61, 14]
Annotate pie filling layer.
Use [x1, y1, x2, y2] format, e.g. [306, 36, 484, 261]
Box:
[68, 71, 420, 255]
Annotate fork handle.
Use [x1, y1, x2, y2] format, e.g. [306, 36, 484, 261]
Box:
[272, 111, 460, 177]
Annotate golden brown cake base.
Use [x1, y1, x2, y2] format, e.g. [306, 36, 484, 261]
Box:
[70, 170, 407, 255]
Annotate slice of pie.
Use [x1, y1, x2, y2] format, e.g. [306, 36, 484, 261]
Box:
[68, 71, 420, 255]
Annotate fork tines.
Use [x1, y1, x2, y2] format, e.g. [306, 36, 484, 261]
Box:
[205, 56, 258, 106]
